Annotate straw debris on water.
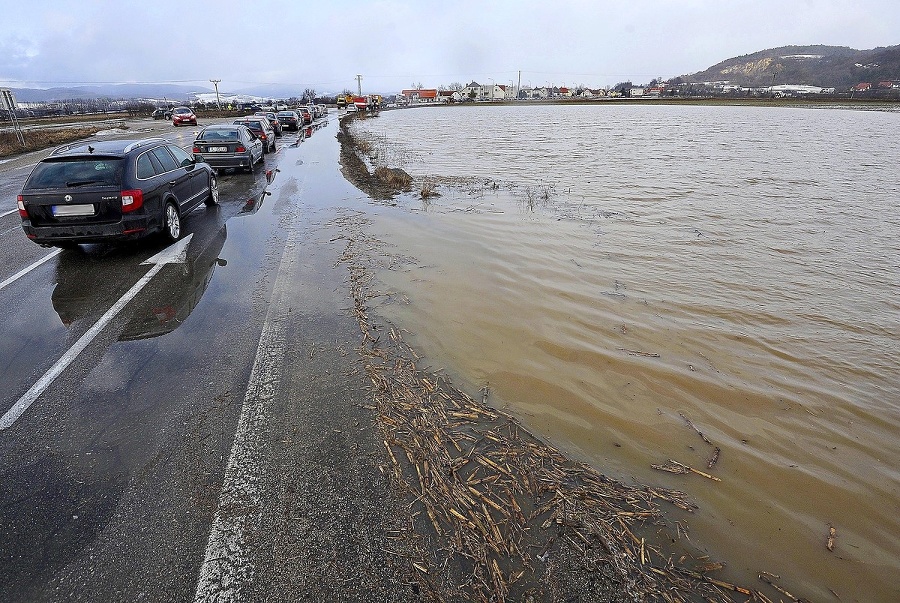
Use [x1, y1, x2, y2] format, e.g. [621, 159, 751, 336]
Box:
[328, 203, 793, 602]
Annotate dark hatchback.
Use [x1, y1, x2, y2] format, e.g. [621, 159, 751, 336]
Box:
[276, 110, 301, 131]
[254, 111, 283, 136]
[17, 137, 218, 247]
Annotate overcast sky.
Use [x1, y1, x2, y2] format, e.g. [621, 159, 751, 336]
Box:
[1, 0, 897, 94]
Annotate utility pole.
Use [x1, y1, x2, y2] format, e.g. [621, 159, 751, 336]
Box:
[356, 74, 363, 96]
[1, 88, 24, 146]
[517, 70, 521, 100]
[209, 79, 221, 110]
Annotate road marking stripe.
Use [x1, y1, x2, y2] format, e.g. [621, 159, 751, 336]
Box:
[0, 236, 192, 430]
[194, 227, 299, 602]
[0, 261, 164, 430]
[0, 249, 62, 293]
[1, 208, 19, 217]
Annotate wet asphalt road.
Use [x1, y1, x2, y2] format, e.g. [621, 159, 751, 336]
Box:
[0, 116, 418, 601]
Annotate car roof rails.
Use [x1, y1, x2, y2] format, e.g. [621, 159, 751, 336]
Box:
[49, 141, 88, 155]
[123, 138, 167, 153]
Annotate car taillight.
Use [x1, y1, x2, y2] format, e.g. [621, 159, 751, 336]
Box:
[259, 133, 267, 140]
[17, 195, 28, 218]
[236, 146, 246, 152]
[121, 189, 144, 213]
[192, 146, 200, 153]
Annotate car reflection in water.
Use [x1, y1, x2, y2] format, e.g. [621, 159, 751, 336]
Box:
[52, 216, 228, 341]
[240, 189, 271, 216]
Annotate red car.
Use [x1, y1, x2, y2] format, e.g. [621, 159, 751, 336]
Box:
[171, 106, 197, 127]
[297, 107, 312, 125]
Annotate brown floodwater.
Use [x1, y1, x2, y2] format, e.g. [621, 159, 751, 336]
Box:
[350, 103, 900, 601]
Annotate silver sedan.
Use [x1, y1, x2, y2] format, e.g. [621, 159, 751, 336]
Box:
[192, 124, 264, 173]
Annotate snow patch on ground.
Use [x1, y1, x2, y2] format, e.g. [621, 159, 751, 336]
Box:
[93, 128, 130, 136]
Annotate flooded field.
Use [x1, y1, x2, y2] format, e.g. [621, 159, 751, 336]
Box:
[348, 103, 900, 600]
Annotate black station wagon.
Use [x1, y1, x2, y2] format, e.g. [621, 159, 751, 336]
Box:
[17, 137, 218, 247]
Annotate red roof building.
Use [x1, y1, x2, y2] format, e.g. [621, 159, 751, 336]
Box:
[399, 89, 438, 102]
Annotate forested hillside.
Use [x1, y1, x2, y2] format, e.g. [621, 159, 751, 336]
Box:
[679, 44, 900, 88]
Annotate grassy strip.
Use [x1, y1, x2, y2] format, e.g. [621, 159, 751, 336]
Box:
[0, 126, 110, 158]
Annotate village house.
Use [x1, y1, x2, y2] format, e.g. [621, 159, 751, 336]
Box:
[398, 88, 439, 104]
[438, 90, 464, 103]
[522, 87, 551, 99]
[458, 81, 508, 100]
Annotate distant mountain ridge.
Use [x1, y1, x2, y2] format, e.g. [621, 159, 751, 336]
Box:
[9, 83, 212, 103]
[8, 82, 315, 104]
[679, 44, 900, 88]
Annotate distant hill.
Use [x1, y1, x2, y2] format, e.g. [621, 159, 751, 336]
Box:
[10, 83, 211, 103]
[678, 44, 900, 89]
[8, 82, 318, 104]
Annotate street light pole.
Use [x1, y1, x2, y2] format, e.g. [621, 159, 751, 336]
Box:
[210, 79, 222, 110]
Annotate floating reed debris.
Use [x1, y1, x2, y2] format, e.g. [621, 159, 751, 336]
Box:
[330, 171, 799, 603]
[651, 459, 722, 482]
[679, 412, 712, 445]
[618, 348, 661, 358]
[707, 447, 721, 469]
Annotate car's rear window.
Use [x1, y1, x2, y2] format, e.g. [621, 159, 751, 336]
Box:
[236, 120, 263, 129]
[199, 129, 241, 140]
[26, 158, 123, 189]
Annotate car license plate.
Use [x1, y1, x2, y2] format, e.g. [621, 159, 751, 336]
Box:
[52, 204, 95, 217]
[208, 146, 228, 152]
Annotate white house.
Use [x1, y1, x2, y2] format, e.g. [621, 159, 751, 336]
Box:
[459, 82, 483, 100]
[438, 90, 464, 103]
[459, 81, 507, 100]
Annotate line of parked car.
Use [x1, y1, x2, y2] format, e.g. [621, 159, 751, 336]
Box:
[15, 105, 330, 248]
[192, 106, 326, 173]
[150, 104, 329, 129]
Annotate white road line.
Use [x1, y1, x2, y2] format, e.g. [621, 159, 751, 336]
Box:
[194, 228, 299, 603]
[0, 249, 62, 293]
[1, 208, 19, 218]
[0, 236, 192, 430]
